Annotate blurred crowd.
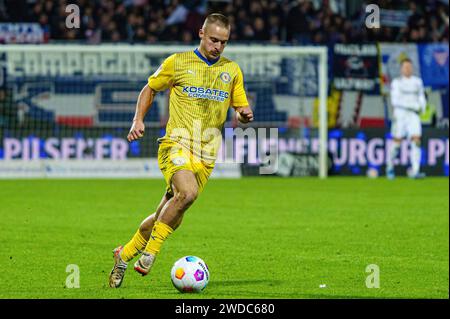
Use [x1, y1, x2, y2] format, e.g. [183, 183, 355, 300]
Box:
[0, 0, 449, 44]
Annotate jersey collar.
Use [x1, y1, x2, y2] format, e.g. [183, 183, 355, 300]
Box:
[194, 48, 220, 66]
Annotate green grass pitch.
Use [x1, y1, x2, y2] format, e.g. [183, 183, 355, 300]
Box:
[0, 177, 448, 299]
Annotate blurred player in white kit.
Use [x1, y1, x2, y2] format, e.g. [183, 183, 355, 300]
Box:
[386, 58, 427, 179]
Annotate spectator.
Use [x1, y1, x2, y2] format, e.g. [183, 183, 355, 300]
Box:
[253, 17, 269, 41]
[268, 14, 282, 43]
[286, 0, 312, 44]
[241, 23, 255, 42]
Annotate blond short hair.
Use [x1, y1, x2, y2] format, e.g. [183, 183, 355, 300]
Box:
[203, 13, 230, 30]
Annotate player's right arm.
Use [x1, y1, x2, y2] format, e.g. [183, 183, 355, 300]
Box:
[128, 85, 156, 142]
[127, 54, 176, 142]
[390, 78, 402, 109]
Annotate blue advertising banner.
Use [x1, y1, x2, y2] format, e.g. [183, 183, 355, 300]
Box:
[239, 129, 449, 177]
[419, 43, 449, 88]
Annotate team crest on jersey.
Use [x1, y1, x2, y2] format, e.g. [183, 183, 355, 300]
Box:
[219, 72, 231, 83]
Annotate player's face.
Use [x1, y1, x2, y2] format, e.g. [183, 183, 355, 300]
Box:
[401, 61, 413, 77]
[199, 23, 230, 60]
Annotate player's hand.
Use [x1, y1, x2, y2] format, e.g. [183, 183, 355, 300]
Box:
[236, 107, 254, 124]
[127, 119, 145, 142]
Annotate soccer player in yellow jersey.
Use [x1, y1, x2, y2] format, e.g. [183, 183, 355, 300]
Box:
[109, 13, 253, 288]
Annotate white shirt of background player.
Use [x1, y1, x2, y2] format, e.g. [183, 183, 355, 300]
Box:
[387, 59, 427, 179]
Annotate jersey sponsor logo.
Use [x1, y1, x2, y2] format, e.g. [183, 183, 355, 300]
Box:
[219, 72, 231, 83]
[182, 86, 229, 102]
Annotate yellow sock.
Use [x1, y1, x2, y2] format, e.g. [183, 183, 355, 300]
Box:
[121, 229, 148, 262]
[144, 221, 174, 255]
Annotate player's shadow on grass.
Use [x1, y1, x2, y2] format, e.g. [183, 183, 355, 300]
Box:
[208, 279, 284, 288]
[206, 289, 385, 299]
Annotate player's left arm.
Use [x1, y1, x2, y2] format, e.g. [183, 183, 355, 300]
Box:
[418, 78, 427, 114]
[235, 106, 254, 123]
[231, 66, 253, 123]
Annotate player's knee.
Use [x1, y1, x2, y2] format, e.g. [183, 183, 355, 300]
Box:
[174, 189, 198, 208]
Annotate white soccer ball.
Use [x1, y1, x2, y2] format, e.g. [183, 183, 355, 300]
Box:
[170, 256, 210, 293]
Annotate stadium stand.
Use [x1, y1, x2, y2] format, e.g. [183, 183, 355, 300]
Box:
[0, 0, 448, 44]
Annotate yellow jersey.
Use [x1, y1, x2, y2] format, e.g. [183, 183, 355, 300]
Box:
[148, 49, 249, 161]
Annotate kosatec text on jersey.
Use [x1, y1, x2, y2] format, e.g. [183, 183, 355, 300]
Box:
[182, 86, 229, 102]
